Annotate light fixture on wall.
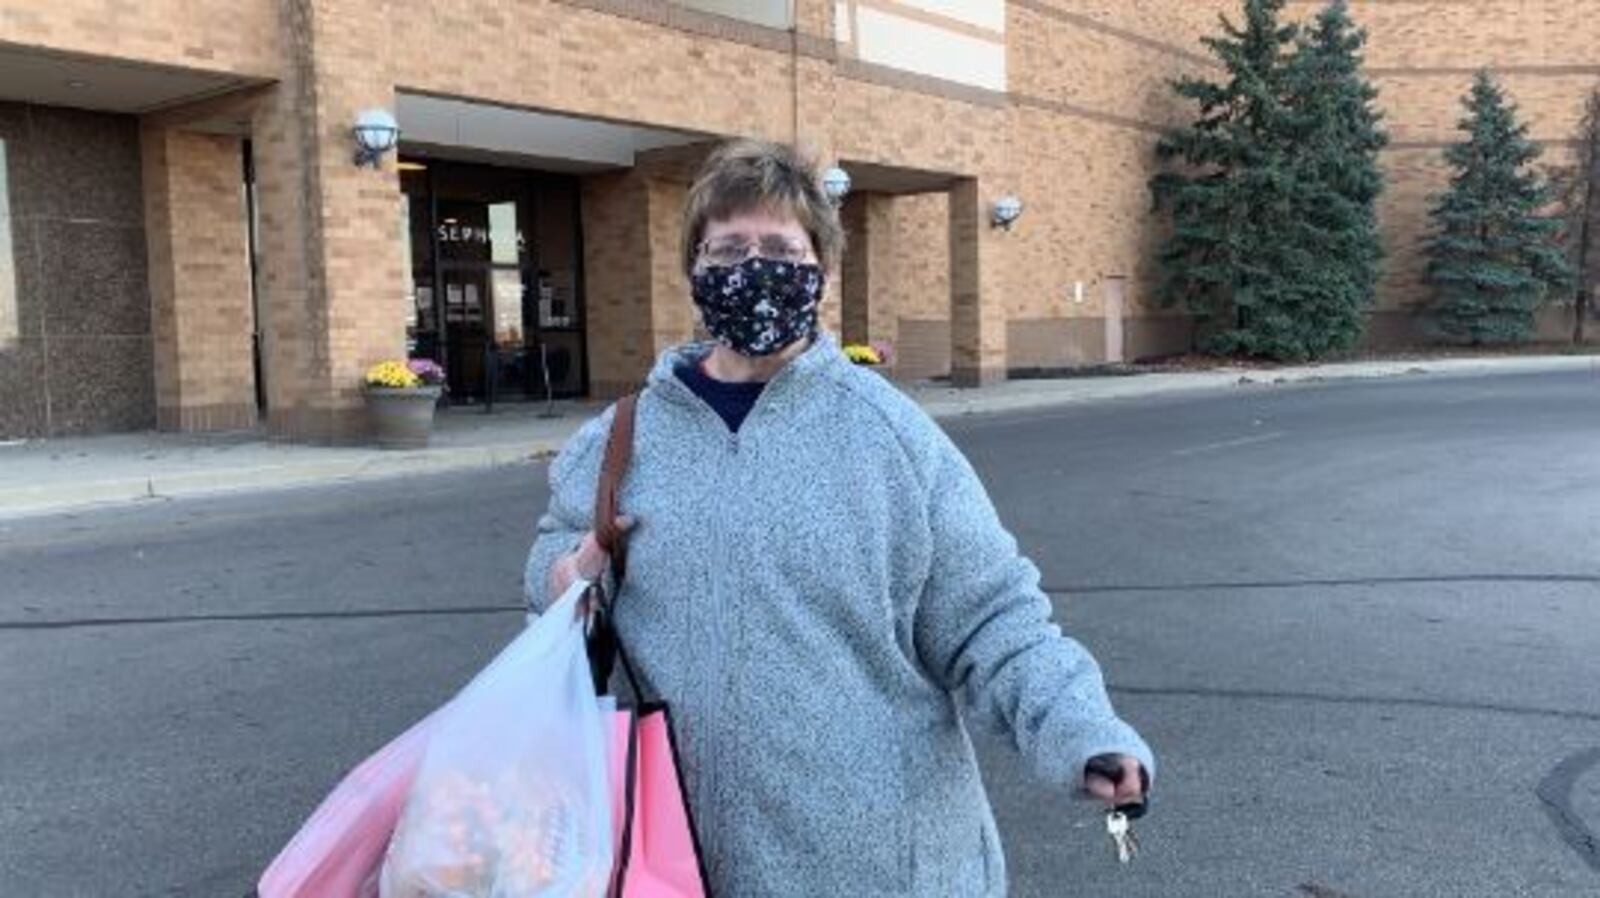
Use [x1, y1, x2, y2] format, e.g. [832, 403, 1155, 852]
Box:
[822, 166, 852, 205]
[352, 109, 400, 168]
[991, 195, 1023, 230]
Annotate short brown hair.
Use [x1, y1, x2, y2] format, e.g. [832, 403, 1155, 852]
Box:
[681, 139, 845, 278]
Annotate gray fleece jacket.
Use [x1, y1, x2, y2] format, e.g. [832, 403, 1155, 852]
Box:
[524, 334, 1154, 896]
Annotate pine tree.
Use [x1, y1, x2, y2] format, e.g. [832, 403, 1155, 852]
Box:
[1150, 0, 1302, 357]
[1279, 0, 1388, 357]
[1549, 84, 1600, 344]
[1425, 71, 1574, 344]
[1151, 0, 1386, 361]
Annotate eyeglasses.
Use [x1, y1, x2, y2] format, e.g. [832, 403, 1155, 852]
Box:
[697, 234, 814, 268]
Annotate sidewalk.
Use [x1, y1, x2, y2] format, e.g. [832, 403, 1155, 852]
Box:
[2, 353, 1595, 518]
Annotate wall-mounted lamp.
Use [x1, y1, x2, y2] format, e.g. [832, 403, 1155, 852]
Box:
[822, 166, 852, 205]
[352, 109, 400, 168]
[991, 195, 1024, 230]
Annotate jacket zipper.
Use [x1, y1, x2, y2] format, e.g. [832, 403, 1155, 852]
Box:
[642, 349, 813, 879]
[663, 382, 743, 872]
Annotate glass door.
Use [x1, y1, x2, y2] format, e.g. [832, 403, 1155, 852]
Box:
[399, 159, 587, 403]
[527, 176, 587, 398]
[401, 165, 440, 364]
[438, 267, 489, 400]
[434, 166, 530, 403]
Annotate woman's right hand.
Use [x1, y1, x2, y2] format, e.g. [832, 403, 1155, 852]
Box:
[548, 516, 635, 612]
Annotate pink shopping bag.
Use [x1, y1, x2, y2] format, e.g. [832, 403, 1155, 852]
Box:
[588, 392, 709, 896]
[257, 712, 436, 898]
[606, 706, 709, 897]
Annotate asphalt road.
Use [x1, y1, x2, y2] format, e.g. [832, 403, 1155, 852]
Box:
[3, 370, 1599, 897]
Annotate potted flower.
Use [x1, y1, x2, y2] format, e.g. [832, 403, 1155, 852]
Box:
[870, 340, 894, 370]
[844, 341, 894, 370]
[364, 358, 445, 449]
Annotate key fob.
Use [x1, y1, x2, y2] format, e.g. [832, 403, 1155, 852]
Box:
[1085, 755, 1150, 819]
[1115, 798, 1149, 820]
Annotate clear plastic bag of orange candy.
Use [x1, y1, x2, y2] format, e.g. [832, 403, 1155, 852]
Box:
[379, 580, 613, 897]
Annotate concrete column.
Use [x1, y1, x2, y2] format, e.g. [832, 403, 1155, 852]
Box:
[948, 177, 1009, 386]
[141, 127, 257, 432]
[839, 191, 893, 346]
[582, 170, 654, 399]
[249, 80, 312, 437]
[791, 28, 839, 334]
[647, 178, 695, 355]
[839, 195, 868, 344]
[791, 0, 833, 37]
[251, 0, 406, 443]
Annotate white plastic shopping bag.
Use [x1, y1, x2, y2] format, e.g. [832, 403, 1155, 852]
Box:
[380, 580, 613, 897]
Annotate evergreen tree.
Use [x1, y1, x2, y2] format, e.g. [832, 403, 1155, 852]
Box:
[1279, 0, 1388, 357]
[1425, 71, 1574, 344]
[1151, 0, 1386, 360]
[1549, 84, 1600, 344]
[1151, 0, 1302, 357]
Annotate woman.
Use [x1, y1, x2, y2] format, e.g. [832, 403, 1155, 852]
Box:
[525, 140, 1153, 895]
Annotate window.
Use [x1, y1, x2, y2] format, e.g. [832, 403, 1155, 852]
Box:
[674, 0, 792, 29]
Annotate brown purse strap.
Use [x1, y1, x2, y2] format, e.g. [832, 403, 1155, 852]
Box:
[593, 392, 639, 584]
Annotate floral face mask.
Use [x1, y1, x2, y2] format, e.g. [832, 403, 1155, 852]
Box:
[690, 257, 825, 357]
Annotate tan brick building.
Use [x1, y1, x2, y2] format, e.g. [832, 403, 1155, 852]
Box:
[1, 0, 1595, 440]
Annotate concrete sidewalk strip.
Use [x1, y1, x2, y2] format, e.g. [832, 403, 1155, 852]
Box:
[0, 478, 156, 517]
[915, 354, 1599, 418]
[0, 443, 570, 515]
[145, 439, 572, 498]
[2, 353, 1594, 518]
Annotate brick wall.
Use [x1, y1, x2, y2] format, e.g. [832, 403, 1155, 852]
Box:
[301, 1, 409, 436]
[386, 0, 801, 147]
[886, 193, 950, 321]
[251, 0, 409, 442]
[884, 192, 951, 379]
[1003, 1, 1231, 363]
[143, 128, 256, 432]
[582, 170, 653, 399]
[1308, 0, 1600, 322]
[1009, 0, 1219, 135]
[647, 178, 697, 356]
[839, 192, 895, 345]
[3, 0, 1236, 423]
[0, 0, 281, 78]
[873, 0, 1231, 376]
[949, 176, 1011, 385]
[12, 0, 1597, 442]
[997, 0, 1600, 352]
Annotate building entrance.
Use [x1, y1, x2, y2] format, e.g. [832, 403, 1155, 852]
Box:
[400, 160, 587, 403]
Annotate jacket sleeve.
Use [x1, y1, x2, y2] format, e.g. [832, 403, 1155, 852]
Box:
[523, 407, 612, 613]
[911, 430, 1156, 791]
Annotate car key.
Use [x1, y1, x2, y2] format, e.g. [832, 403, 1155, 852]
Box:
[1085, 754, 1149, 863]
[1105, 808, 1139, 863]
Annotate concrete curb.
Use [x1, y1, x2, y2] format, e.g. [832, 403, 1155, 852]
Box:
[3, 354, 1594, 518]
[917, 354, 1600, 419]
[146, 439, 568, 497]
[0, 479, 155, 517]
[0, 439, 569, 518]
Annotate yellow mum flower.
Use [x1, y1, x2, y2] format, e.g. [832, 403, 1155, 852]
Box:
[365, 360, 422, 389]
[843, 344, 882, 366]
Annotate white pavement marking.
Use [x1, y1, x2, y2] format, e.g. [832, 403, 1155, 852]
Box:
[1170, 431, 1287, 457]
